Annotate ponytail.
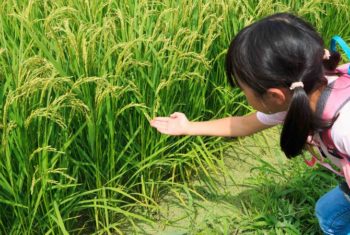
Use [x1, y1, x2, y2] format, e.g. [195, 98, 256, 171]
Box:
[281, 83, 334, 157]
[280, 87, 313, 157]
[282, 49, 341, 158]
[282, 48, 341, 158]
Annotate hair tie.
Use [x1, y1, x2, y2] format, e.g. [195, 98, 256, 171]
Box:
[323, 49, 331, 60]
[289, 81, 304, 90]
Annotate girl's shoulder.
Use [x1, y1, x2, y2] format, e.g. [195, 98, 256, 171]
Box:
[256, 111, 287, 126]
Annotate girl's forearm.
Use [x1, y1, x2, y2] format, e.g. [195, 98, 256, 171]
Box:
[186, 117, 235, 137]
[186, 112, 271, 137]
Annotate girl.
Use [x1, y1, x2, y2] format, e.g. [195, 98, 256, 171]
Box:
[150, 13, 350, 234]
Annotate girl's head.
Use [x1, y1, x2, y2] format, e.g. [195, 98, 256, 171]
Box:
[225, 13, 340, 158]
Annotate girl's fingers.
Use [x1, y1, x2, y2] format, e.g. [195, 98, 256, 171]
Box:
[170, 112, 183, 118]
[156, 127, 169, 134]
[151, 121, 179, 135]
[157, 127, 178, 135]
[150, 119, 167, 127]
[150, 120, 168, 129]
[156, 123, 168, 129]
[150, 115, 182, 135]
[152, 117, 171, 122]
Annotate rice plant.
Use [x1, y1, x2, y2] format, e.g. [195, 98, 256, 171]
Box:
[0, 0, 349, 234]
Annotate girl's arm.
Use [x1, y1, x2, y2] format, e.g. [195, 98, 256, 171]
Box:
[150, 112, 273, 137]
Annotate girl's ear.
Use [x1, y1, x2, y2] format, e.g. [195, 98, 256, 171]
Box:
[265, 88, 289, 106]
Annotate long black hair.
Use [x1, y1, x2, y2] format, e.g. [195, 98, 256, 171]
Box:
[225, 13, 340, 158]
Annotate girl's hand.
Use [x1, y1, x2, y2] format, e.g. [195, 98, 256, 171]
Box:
[150, 112, 190, 136]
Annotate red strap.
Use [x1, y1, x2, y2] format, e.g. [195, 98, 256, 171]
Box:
[304, 156, 317, 167]
[305, 155, 344, 176]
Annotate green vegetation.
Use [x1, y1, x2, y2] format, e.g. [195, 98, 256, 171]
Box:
[138, 128, 339, 234]
[0, 0, 349, 234]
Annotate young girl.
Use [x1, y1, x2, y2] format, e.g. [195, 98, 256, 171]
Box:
[150, 13, 350, 234]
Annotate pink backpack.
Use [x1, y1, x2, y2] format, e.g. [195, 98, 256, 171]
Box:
[305, 36, 350, 188]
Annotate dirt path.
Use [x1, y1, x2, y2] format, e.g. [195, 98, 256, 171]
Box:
[136, 127, 286, 234]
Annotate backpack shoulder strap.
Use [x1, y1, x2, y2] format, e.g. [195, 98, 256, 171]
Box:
[318, 71, 350, 159]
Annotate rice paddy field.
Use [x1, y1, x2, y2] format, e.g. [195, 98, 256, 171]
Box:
[0, 0, 349, 234]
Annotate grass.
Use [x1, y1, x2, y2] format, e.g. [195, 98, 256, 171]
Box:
[0, 0, 349, 234]
[139, 128, 339, 234]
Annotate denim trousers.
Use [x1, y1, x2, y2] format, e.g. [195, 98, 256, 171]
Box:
[315, 186, 350, 234]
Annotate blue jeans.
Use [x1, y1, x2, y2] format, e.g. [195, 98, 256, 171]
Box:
[315, 186, 350, 234]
